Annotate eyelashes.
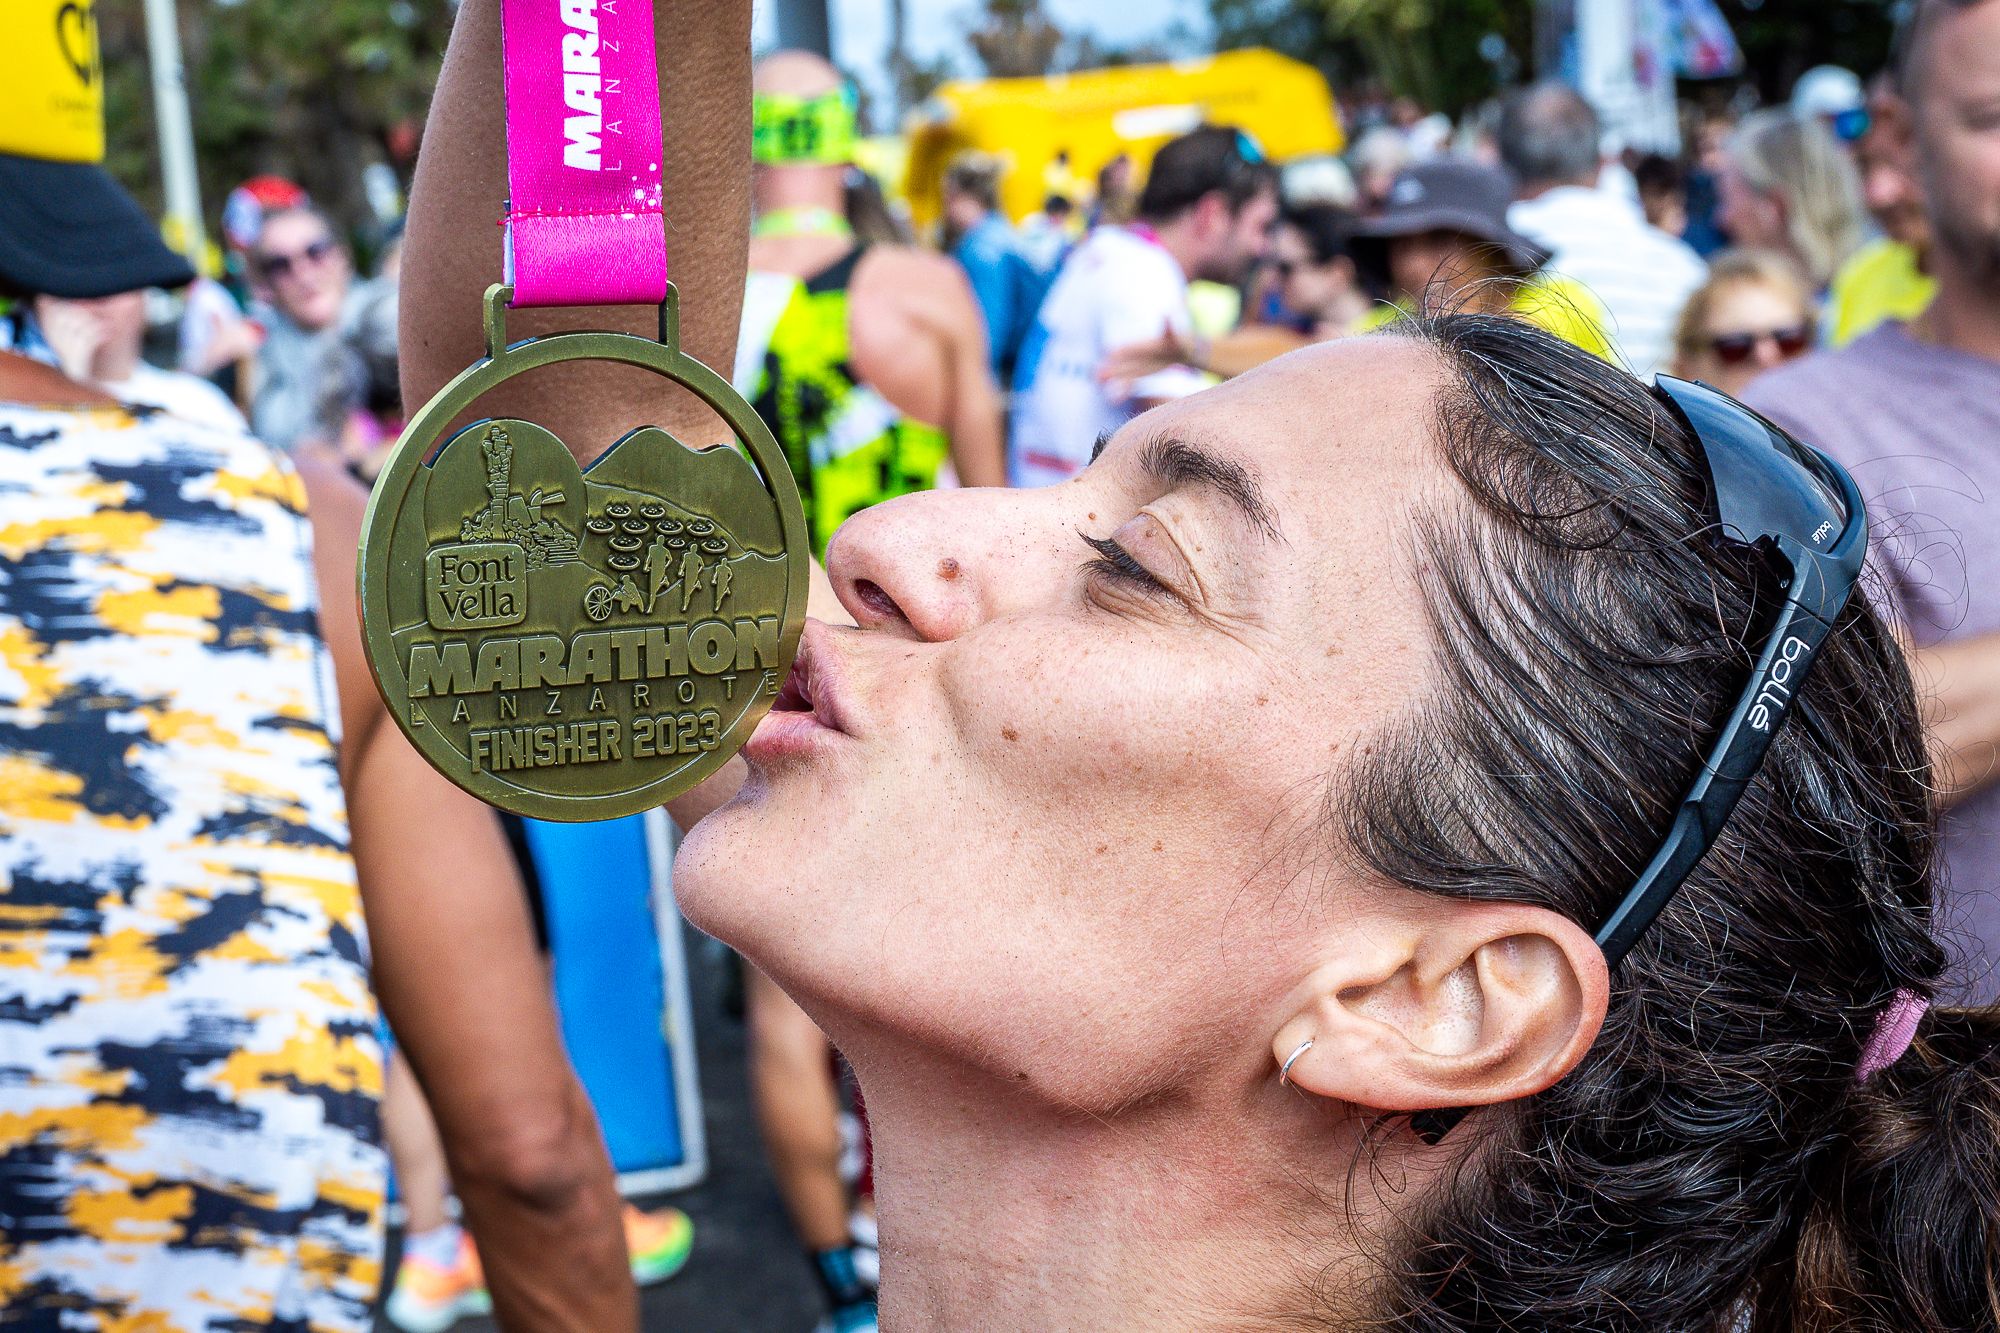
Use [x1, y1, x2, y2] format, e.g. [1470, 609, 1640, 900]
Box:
[1078, 531, 1171, 599]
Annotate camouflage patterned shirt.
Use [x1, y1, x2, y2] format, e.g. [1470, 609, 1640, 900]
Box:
[0, 401, 384, 1329]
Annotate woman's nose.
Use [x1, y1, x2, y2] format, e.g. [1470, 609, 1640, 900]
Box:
[825, 486, 1064, 642]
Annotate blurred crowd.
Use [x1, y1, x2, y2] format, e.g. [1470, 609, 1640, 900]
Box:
[13, 51, 1921, 525]
[6, 2, 2000, 1330]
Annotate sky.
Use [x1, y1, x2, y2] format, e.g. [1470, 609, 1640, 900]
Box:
[751, 0, 1216, 114]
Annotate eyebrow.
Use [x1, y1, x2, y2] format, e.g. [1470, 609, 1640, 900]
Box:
[1137, 434, 1282, 542]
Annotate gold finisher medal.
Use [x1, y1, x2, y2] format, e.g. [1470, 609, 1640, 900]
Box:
[357, 285, 808, 820]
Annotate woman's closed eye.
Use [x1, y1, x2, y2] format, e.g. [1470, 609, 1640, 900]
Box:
[1079, 530, 1175, 602]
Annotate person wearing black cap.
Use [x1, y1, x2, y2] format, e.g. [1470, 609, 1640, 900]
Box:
[0, 9, 659, 1330]
[1346, 159, 1613, 359]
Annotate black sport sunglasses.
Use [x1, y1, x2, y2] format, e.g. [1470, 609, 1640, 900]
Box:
[1410, 376, 1867, 1143]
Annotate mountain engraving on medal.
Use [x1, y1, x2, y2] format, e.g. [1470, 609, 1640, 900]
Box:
[381, 417, 793, 807]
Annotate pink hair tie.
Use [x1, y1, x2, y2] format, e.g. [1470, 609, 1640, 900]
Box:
[1856, 988, 1928, 1083]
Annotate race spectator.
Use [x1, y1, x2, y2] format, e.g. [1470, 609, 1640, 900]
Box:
[1088, 153, 1136, 229]
[1097, 203, 1369, 386]
[176, 176, 314, 404]
[248, 206, 364, 452]
[1349, 124, 1413, 214]
[1828, 73, 1937, 344]
[1744, 0, 2000, 1003]
[1681, 110, 1736, 255]
[942, 151, 1040, 381]
[1668, 249, 1816, 396]
[0, 29, 637, 1326]
[1347, 160, 1613, 359]
[33, 287, 245, 431]
[337, 224, 404, 479]
[1501, 83, 1707, 379]
[1015, 192, 1077, 274]
[1268, 204, 1370, 337]
[1633, 152, 1689, 237]
[1719, 108, 1866, 293]
[737, 51, 1003, 559]
[1791, 64, 1871, 142]
[1010, 125, 1278, 487]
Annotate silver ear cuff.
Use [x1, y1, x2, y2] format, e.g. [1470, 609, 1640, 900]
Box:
[1278, 1037, 1315, 1088]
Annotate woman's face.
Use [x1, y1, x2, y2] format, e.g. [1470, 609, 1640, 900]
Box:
[1678, 279, 1814, 398]
[1387, 229, 1488, 303]
[1274, 223, 1354, 322]
[677, 338, 1446, 1106]
[1718, 161, 1786, 251]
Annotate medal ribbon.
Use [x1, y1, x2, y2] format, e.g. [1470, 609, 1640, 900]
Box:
[498, 0, 666, 308]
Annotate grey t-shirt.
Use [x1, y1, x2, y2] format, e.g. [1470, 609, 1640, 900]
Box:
[1744, 323, 2000, 1002]
[250, 297, 365, 452]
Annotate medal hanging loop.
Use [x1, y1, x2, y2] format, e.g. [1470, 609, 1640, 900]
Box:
[481, 282, 681, 360]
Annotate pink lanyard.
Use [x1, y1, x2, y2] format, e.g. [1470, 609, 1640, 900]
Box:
[498, 0, 667, 307]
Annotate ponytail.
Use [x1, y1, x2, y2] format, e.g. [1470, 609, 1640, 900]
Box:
[1778, 1005, 2000, 1332]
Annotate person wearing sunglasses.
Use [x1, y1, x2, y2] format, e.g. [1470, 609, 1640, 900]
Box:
[248, 206, 363, 452]
[1745, 0, 2000, 1010]
[1670, 248, 1818, 396]
[657, 293, 1997, 1329]
[389, 5, 2000, 1321]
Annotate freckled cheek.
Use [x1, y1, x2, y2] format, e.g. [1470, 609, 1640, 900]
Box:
[931, 633, 1271, 808]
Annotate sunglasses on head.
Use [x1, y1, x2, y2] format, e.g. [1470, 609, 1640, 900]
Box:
[258, 237, 336, 281]
[1708, 325, 1810, 365]
[1411, 377, 1866, 1144]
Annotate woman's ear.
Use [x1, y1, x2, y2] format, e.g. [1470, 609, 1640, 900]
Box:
[1273, 901, 1609, 1114]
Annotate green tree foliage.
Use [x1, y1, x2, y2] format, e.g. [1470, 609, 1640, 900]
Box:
[1212, 0, 1898, 119]
[965, 0, 1177, 82]
[1211, 0, 1531, 114]
[100, 0, 453, 237]
[1725, 0, 1897, 100]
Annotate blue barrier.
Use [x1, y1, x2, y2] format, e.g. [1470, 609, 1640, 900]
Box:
[519, 811, 707, 1192]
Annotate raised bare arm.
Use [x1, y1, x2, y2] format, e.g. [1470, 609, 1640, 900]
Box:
[400, 0, 753, 452]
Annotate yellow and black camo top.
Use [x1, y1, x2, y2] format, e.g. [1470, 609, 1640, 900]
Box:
[0, 401, 384, 1329]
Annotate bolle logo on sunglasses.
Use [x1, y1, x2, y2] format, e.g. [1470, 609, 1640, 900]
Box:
[1747, 634, 1811, 733]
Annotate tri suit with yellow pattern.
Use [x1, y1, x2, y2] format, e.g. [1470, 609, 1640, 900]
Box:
[738, 247, 950, 558]
[0, 401, 382, 1329]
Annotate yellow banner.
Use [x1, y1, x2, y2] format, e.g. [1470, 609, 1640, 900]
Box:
[0, 0, 105, 163]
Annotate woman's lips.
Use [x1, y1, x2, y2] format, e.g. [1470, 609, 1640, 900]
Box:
[743, 619, 852, 763]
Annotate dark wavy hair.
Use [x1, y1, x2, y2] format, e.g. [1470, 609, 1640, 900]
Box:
[1339, 309, 2000, 1331]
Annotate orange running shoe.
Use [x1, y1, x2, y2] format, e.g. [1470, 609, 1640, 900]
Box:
[624, 1204, 694, 1286]
[384, 1231, 491, 1333]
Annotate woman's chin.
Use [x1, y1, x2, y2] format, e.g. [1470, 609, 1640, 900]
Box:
[670, 783, 815, 945]
[671, 801, 755, 937]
